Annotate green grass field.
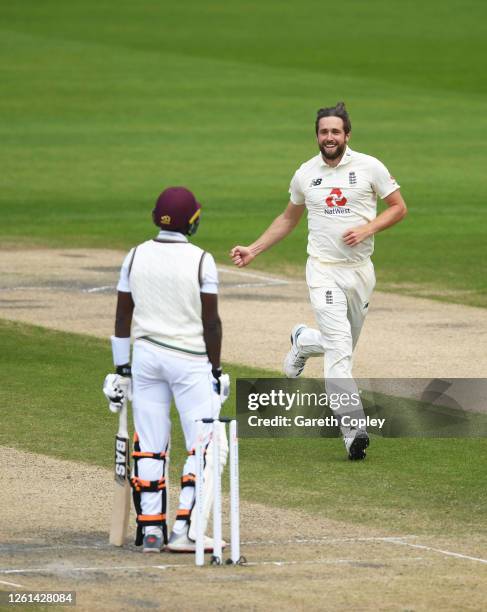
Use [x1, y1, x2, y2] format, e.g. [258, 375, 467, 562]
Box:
[0, 0, 486, 563]
[1, 1, 486, 305]
[1, 319, 485, 537]
[1, 6, 486, 608]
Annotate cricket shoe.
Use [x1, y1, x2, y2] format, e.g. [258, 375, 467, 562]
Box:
[165, 530, 227, 554]
[283, 324, 308, 378]
[142, 528, 164, 553]
[344, 431, 370, 461]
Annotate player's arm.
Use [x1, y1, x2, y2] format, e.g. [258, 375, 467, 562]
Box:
[201, 292, 222, 371]
[103, 292, 134, 413]
[103, 250, 135, 413]
[343, 189, 407, 247]
[230, 201, 305, 267]
[115, 291, 135, 337]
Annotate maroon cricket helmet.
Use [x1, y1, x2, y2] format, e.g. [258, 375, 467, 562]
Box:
[153, 187, 202, 235]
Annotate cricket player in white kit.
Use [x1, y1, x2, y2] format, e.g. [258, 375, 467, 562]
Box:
[231, 102, 407, 459]
[103, 187, 230, 552]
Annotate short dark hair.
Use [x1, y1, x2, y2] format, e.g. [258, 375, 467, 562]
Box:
[315, 102, 351, 134]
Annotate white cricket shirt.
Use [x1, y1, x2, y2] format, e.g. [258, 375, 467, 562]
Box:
[117, 231, 218, 356]
[289, 147, 399, 265]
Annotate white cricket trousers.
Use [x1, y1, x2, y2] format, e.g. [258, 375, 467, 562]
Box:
[131, 340, 220, 528]
[299, 257, 376, 434]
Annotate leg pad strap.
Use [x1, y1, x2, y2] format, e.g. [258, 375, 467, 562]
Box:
[132, 433, 169, 546]
[181, 473, 195, 489]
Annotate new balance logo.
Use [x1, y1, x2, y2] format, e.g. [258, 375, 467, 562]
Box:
[310, 178, 322, 186]
[325, 290, 333, 304]
[349, 172, 357, 185]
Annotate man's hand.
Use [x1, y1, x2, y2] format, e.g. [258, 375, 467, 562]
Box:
[212, 368, 230, 404]
[230, 246, 255, 268]
[103, 368, 132, 413]
[342, 225, 373, 247]
[343, 191, 407, 247]
[230, 202, 304, 267]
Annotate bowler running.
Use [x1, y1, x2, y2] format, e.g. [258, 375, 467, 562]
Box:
[231, 102, 407, 460]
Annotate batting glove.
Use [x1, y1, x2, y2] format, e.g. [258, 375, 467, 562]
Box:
[212, 367, 230, 404]
[103, 365, 132, 413]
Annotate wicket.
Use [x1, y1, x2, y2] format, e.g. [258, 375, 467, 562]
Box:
[194, 417, 241, 566]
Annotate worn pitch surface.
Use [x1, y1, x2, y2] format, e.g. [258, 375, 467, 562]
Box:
[1, 249, 487, 609]
[1, 249, 486, 378]
[1, 448, 486, 611]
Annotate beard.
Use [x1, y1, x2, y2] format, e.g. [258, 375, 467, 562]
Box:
[319, 141, 346, 161]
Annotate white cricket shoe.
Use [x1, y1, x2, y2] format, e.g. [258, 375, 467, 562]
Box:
[344, 430, 370, 460]
[142, 528, 164, 553]
[283, 324, 308, 378]
[165, 530, 227, 554]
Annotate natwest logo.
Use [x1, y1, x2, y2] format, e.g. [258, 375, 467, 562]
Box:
[325, 188, 347, 207]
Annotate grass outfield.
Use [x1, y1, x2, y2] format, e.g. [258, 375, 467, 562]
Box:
[1, 319, 486, 537]
[1, 1, 486, 306]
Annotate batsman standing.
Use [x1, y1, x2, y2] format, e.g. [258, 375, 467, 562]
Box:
[103, 187, 230, 552]
[231, 102, 407, 460]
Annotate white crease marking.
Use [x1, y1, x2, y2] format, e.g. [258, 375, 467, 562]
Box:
[0, 536, 412, 554]
[1, 536, 485, 575]
[217, 267, 290, 285]
[84, 285, 115, 293]
[225, 281, 288, 289]
[0, 578, 26, 588]
[0, 557, 423, 576]
[242, 536, 415, 545]
[387, 540, 487, 564]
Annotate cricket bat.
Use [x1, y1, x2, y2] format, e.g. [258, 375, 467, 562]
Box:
[109, 398, 131, 546]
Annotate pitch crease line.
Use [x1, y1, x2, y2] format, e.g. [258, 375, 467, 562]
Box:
[0, 578, 26, 588]
[225, 281, 288, 288]
[0, 557, 424, 576]
[387, 539, 487, 564]
[84, 285, 116, 293]
[217, 267, 290, 284]
[0, 536, 414, 553]
[242, 536, 415, 546]
[0, 544, 109, 553]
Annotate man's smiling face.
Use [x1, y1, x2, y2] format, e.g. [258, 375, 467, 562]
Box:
[317, 116, 350, 161]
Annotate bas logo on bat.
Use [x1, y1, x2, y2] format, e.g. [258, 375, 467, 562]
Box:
[110, 401, 131, 547]
[114, 435, 129, 482]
